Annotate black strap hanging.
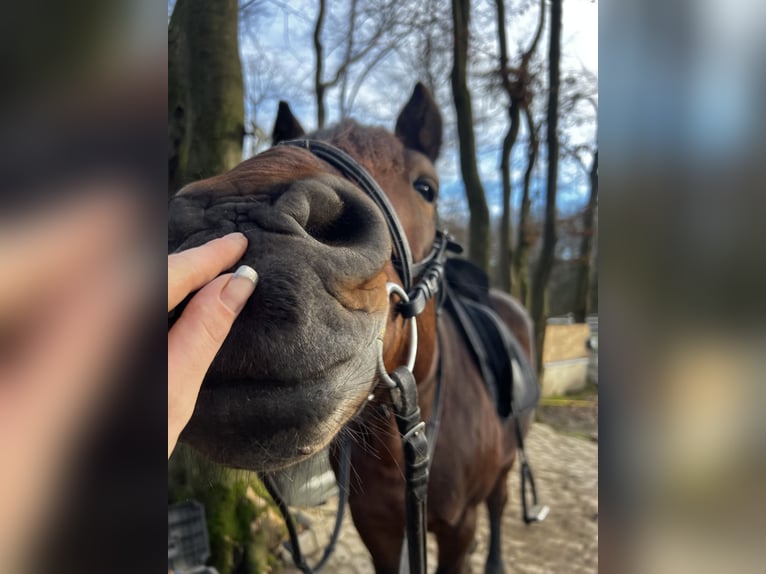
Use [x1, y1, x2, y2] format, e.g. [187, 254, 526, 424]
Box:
[388, 366, 429, 574]
[261, 435, 352, 574]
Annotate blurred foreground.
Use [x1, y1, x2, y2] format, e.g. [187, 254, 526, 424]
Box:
[602, 0, 766, 572]
[0, 1, 166, 572]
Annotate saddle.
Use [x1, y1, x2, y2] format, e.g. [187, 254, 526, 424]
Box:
[442, 258, 539, 419]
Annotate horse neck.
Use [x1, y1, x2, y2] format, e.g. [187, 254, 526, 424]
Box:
[413, 300, 439, 384]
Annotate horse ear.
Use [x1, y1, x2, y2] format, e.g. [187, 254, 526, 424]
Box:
[272, 101, 305, 144]
[395, 82, 443, 162]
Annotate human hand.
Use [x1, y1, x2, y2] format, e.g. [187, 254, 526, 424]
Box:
[167, 233, 257, 458]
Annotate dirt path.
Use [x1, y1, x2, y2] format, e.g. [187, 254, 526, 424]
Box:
[275, 422, 598, 573]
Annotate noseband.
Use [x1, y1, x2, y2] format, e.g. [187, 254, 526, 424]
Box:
[269, 139, 460, 574]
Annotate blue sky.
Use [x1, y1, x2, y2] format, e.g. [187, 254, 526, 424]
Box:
[170, 0, 598, 215]
[238, 0, 597, 216]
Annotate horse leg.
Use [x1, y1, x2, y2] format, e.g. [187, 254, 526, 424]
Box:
[350, 495, 405, 574]
[485, 466, 512, 574]
[434, 505, 478, 574]
[358, 525, 403, 574]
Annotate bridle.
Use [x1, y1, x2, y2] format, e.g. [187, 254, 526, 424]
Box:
[278, 139, 460, 380]
[262, 139, 461, 574]
[277, 139, 460, 306]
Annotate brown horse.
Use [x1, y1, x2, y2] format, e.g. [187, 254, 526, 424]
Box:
[168, 83, 536, 574]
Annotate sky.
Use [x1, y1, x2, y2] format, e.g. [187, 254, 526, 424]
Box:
[171, 0, 598, 217]
[240, 0, 597, 217]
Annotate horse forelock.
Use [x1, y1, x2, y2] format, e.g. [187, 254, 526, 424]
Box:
[310, 120, 405, 178]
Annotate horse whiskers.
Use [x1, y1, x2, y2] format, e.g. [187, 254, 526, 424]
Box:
[339, 406, 406, 483]
[333, 428, 366, 497]
[248, 436, 288, 468]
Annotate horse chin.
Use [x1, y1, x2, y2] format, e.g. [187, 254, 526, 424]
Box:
[180, 346, 379, 471]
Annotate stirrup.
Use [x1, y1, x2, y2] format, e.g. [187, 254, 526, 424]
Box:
[520, 459, 549, 524]
[526, 503, 550, 523]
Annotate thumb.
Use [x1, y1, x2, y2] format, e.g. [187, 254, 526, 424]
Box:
[168, 265, 257, 449]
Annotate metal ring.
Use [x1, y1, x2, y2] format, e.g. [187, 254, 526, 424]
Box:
[386, 282, 418, 372]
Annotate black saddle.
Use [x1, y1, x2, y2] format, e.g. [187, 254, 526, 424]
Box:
[443, 258, 539, 419]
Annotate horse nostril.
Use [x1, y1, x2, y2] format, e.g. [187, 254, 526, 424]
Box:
[304, 195, 367, 246]
[278, 177, 385, 250]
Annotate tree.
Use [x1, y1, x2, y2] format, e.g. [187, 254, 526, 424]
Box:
[531, 0, 561, 373]
[588, 202, 599, 315]
[168, 4, 260, 572]
[558, 68, 597, 321]
[313, 0, 402, 128]
[313, 0, 328, 128]
[451, 0, 491, 272]
[513, 104, 541, 306]
[494, 0, 545, 292]
[573, 149, 598, 321]
[168, 0, 244, 195]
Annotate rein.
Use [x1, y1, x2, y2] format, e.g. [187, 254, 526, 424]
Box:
[263, 139, 459, 574]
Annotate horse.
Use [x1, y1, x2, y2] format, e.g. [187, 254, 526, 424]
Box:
[168, 83, 537, 574]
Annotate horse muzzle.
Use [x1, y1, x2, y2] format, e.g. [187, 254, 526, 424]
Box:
[169, 173, 393, 470]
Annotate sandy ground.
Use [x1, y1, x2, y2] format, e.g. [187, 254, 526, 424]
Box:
[274, 419, 598, 574]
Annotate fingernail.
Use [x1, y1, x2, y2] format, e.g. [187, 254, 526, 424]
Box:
[222, 232, 248, 247]
[221, 265, 258, 313]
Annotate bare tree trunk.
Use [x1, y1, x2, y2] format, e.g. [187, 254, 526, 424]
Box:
[451, 0, 490, 272]
[574, 149, 598, 321]
[167, 4, 252, 570]
[313, 0, 327, 129]
[498, 99, 520, 291]
[168, 0, 244, 195]
[575, 150, 598, 321]
[589, 219, 599, 315]
[513, 105, 539, 305]
[495, 0, 515, 292]
[531, 0, 561, 373]
[338, 0, 358, 119]
[496, 0, 546, 292]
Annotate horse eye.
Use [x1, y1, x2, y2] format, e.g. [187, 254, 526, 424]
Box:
[413, 180, 437, 203]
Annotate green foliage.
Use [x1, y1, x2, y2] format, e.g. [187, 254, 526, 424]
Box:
[169, 446, 276, 574]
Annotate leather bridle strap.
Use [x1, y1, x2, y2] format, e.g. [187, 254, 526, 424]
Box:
[400, 230, 461, 318]
[279, 139, 414, 292]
